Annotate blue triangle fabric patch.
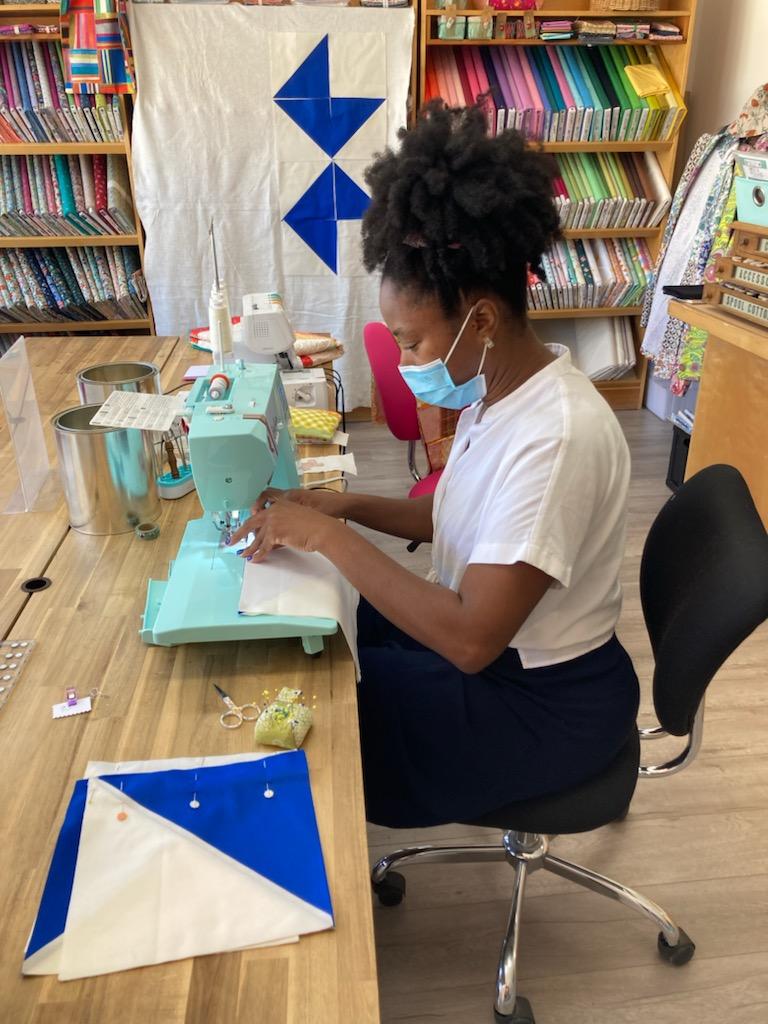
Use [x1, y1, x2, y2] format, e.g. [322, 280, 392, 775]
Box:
[275, 97, 384, 158]
[334, 164, 371, 221]
[286, 218, 338, 274]
[287, 162, 335, 222]
[274, 36, 330, 100]
[25, 779, 87, 959]
[284, 163, 338, 272]
[101, 751, 333, 917]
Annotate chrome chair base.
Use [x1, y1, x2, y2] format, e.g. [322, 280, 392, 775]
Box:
[372, 832, 695, 1022]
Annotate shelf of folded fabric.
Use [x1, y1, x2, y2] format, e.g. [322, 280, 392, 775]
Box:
[424, 8, 692, 17]
[537, 140, 674, 153]
[0, 318, 152, 334]
[532, 313, 648, 409]
[427, 38, 685, 47]
[0, 32, 61, 41]
[528, 306, 642, 319]
[593, 368, 647, 409]
[0, 235, 140, 248]
[562, 227, 660, 239]
[0, 142, 127, 155]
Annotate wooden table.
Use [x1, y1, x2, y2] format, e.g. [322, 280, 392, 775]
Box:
[668, 300, 768, 527]
[0, 335, 180, 637]
[0, 337, 379, 1024]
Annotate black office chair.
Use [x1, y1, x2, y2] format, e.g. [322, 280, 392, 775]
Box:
[371, 465, 768, 1023]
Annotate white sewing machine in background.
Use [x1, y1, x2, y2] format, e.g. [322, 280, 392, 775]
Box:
[190, 292, 302, 372]
[236, 293, 302, 370]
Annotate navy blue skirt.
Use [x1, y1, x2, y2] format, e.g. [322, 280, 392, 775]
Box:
[356, 598, 640, 828]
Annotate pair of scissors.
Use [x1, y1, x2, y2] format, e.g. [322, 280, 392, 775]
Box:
[213, 683, 260, 730]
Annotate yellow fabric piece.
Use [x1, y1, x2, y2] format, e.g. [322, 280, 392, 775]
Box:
[290, 406, 342, 441]
[624, 64, 670, 98]
[254, 688, 314, 749]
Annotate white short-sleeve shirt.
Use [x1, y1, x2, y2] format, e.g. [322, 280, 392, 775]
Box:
[431, 346, 630, 668]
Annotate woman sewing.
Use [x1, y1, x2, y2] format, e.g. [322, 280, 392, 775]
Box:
[230, 102, 639, 829]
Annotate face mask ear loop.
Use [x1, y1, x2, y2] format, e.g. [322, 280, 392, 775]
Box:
[444, 304, 477, 368]
[477, 336, 493, 375]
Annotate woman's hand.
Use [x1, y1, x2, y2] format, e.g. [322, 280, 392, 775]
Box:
[228, 498, 341, 563]
[252, 486, 346, 518]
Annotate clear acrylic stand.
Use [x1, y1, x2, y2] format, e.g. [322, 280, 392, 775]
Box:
[0, 337, 59, 514]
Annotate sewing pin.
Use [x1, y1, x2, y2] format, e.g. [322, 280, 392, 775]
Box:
[190, 772, 200, 809]
[116, 780, 128, 821]
[263, 759, 274, 799]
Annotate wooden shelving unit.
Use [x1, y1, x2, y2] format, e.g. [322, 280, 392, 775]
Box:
[0, 5, 155, 337]
[0, 318, 151, 334]
[0, 32, 60, 41]
[1, 234, 139, 248]
[539, 140, 673, 152]
[563, 228, 659, 239]
[424, 6, 692, 15]
[529, 306, 642, 319]
[0, 142, 127, 155]
[417, 0, 699, 409]
[0, 4, 61, 12]
[428, 37, 685, 47]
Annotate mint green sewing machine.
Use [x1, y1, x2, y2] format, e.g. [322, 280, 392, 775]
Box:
[140, 361, 337, 653]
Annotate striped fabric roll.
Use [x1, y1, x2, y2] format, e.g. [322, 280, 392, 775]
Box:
[60, 0, 134, 94]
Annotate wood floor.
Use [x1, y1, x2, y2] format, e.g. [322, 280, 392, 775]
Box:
[346, 411, 768, 1024]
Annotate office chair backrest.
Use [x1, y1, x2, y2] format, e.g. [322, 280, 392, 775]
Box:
[640, 464, 768, 736]
[363, 322, 420, 443]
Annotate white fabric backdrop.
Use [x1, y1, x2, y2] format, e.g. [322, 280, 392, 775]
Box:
[129, 6, 414, 409]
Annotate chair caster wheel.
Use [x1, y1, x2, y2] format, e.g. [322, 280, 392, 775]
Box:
[494, 996, 535, 1023]
[658, 929, 696, 966]
[373, 871, 406, 907]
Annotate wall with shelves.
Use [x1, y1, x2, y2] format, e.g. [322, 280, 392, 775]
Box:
[417, 0, 699, 409]
[0, 5, 154, 338]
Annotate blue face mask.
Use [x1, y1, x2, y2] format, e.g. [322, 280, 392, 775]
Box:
[398, 305, 492, 409]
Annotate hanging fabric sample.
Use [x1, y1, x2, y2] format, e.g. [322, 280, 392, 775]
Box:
[641, 83, 768, 385]
[129, 5, 414, 410]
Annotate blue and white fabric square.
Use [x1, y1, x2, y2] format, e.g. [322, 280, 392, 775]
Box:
[23, 751, 333, 979]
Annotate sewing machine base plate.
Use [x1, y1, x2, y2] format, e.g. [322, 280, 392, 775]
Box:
[140, 516, 337, 652]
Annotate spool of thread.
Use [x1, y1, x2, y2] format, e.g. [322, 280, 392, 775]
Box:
[209, 284, 233, 368]
[208, 373, 230, 401]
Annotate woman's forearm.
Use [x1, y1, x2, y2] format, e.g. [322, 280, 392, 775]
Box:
[318, 520, 471, 663]
[341, 492, 434, 542]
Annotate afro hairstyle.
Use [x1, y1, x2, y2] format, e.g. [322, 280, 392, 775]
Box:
[361, 101, 561, 318]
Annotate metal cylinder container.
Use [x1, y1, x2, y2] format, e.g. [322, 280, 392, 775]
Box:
[76, 360, 161, 405]
[53, 404, 160, 535]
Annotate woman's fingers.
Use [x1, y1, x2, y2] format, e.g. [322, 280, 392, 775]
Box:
[248, 536, 275, 564]
[238, 523, 269, 560]
[230, 512, 263, 547]
[251, 487, 283, 512]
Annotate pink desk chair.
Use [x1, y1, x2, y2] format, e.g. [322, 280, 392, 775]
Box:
[363, 322, 443, 501]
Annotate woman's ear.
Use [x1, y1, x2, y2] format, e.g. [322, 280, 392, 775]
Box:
[471, 298, 500, 344]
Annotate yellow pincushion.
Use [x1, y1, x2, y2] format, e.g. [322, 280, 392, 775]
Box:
[254, 688, 314, 749]
[290, 406, 342, 442]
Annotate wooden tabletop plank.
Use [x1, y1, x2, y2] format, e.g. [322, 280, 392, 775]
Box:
[0, 338, 379, 1023]
[0, 336, 180, 637]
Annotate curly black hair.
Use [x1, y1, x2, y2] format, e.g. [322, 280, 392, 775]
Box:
[361, 101, 561, 319]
